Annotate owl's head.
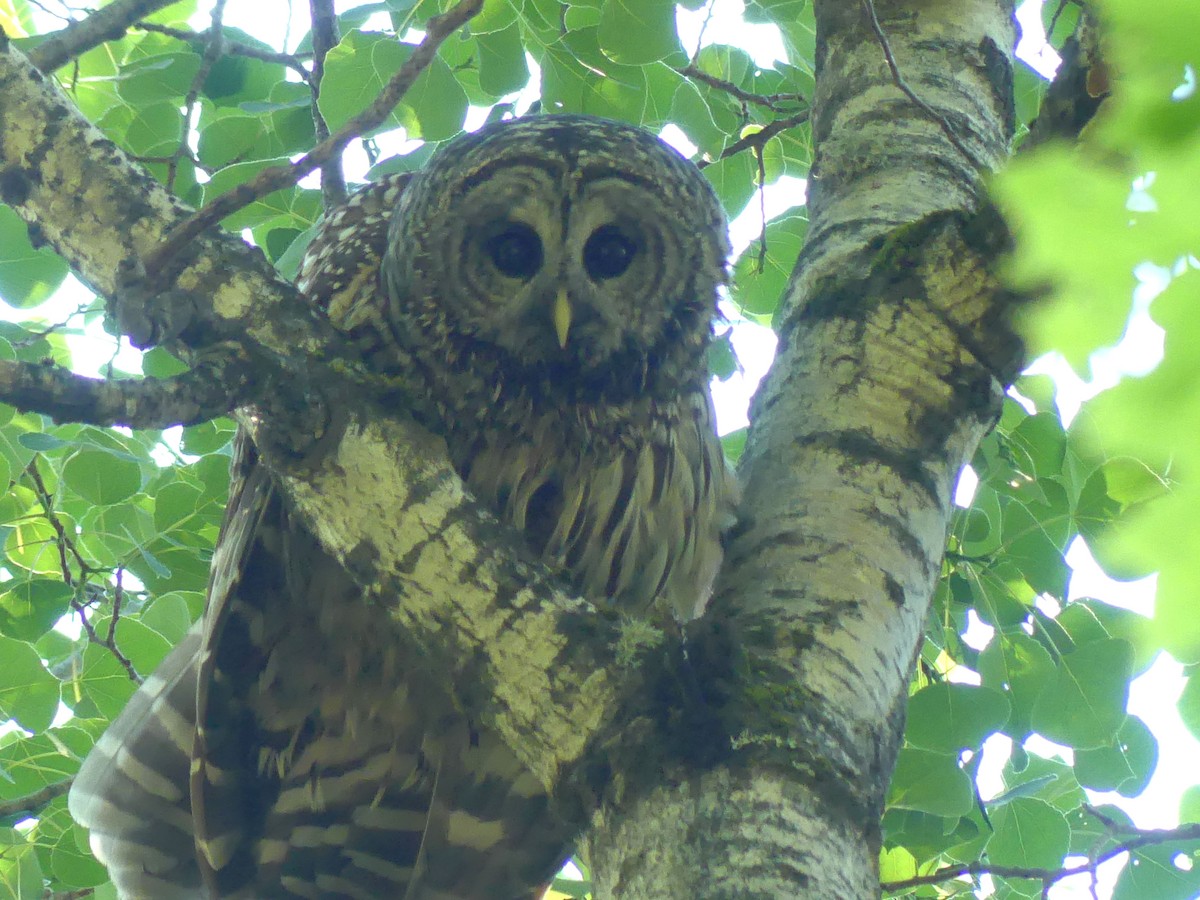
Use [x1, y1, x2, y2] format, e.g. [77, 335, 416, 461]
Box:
[382, 115, 729, 396]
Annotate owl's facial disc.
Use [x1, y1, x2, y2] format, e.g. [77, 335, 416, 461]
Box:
[437, 168, 690, 371]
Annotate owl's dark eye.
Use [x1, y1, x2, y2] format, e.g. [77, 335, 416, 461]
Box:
[584, 225, 638, 280]
[485, 223, 543, 279]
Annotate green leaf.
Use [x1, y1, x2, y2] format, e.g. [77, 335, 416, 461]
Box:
[1074, 715, 1158, 796]
[140, 593, 195, 645]
[476, 25, 530, 97]
[597, 0, 682, 65]
[0, 727, 91, 802]
[0, 636, 60, 732]
[140, 347, 188, 378]
[1031, 638, 1133, 749]
[702, 152, 758, 220]
[472, 0, 519, 33]
[987, 797, 1070, 870]
[0, 827, 44, 900]
[76, 643, 139, 720]
[1176, 668, 1200, 741]
[179, 418, 236, 456]
[319, 30, 467, 140]
[32, 797, 110, 889]
[197, 113, 266, 169]
[730, 212, 806, 319]
[62, 448, 142, 506]
[1113, 842, 1200, 900]
[1055, 598, 1157, 676]
[1181, 784, 1200, 823]
[0, 205, 69, 308]
[0, 578, 73, 642]
[978, 633, 1055, 740]
[17, 432, 71, 452]
[115, 51, 202, 104]
[886, 748, 973, 816]
[904, 683, 1010, 753]
[1001, 487, 1070, 597]
[5, 516, 68, 576]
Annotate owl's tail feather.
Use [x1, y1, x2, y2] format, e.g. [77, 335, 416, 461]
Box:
[68, 624, 205, 899]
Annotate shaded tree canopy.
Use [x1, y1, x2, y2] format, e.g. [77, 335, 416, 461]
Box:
[0, 0, 1197, 898]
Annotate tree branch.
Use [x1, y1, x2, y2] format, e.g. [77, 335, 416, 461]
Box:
[881, 821, 1200, 892]
[26, 0, 180, 72]
[0, 349, 250, 428]
[134, 22, 312, 75]
[0, 779, 73, 819]
[1022, 11, 1109, 150]
[310, 0, 347, 207]
[676, 62, 807, 113]
[694, 110, 810, 170]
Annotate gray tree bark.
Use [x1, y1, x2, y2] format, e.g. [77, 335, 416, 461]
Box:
[585, 1, 1019, 895]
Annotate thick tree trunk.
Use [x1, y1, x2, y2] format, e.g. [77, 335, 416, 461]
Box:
[583, 2, 1019, 896]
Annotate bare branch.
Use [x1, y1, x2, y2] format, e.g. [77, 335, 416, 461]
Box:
[310, 0, 347, 207]
[24, 459, 144, 684]
[27, 0, 179, 72]
[166, 0, 227, 193]
[0, 348, 251, 429]
[695, 110, 810, 169]
[677, 62, 807, 113]
[0, 779, 72, 819]
[881, 821, 1200, 893]
[134, 21, 312, 74]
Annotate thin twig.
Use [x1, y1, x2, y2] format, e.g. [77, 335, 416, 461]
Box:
[881, 821, 1200, 892]
[695, 110, 810, 170]
[310, 0, 347, 207]
[0, 779, 73, 819]
[27, 0, 179, 72]
[142, 0, 484, 277]
[167, 0, 227, 193]
[25, 458, 92, 584]
[677, 63, 807, 113]
[0, 348, 252, 429]
[860, 0, 976, 165]
[134, 21, 312, 75]
[23, 460, 142, 684]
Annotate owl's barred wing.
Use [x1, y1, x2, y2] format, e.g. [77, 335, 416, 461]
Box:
[189, 442, 564, 898]
[67, 626, 204, 898]
[67, 428, 270, 899]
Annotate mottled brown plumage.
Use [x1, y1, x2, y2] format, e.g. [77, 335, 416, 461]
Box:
[70, 114, 735, 898]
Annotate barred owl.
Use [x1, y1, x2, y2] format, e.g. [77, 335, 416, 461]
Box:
[69, 114, 735, 899]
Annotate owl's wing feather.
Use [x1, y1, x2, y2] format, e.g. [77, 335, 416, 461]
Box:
[67, 419, 269, 899]
[184, 178, 564, 898]
[67, 626, 204, 898]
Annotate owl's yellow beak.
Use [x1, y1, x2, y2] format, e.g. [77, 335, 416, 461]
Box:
[553, 289, 572, 349]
